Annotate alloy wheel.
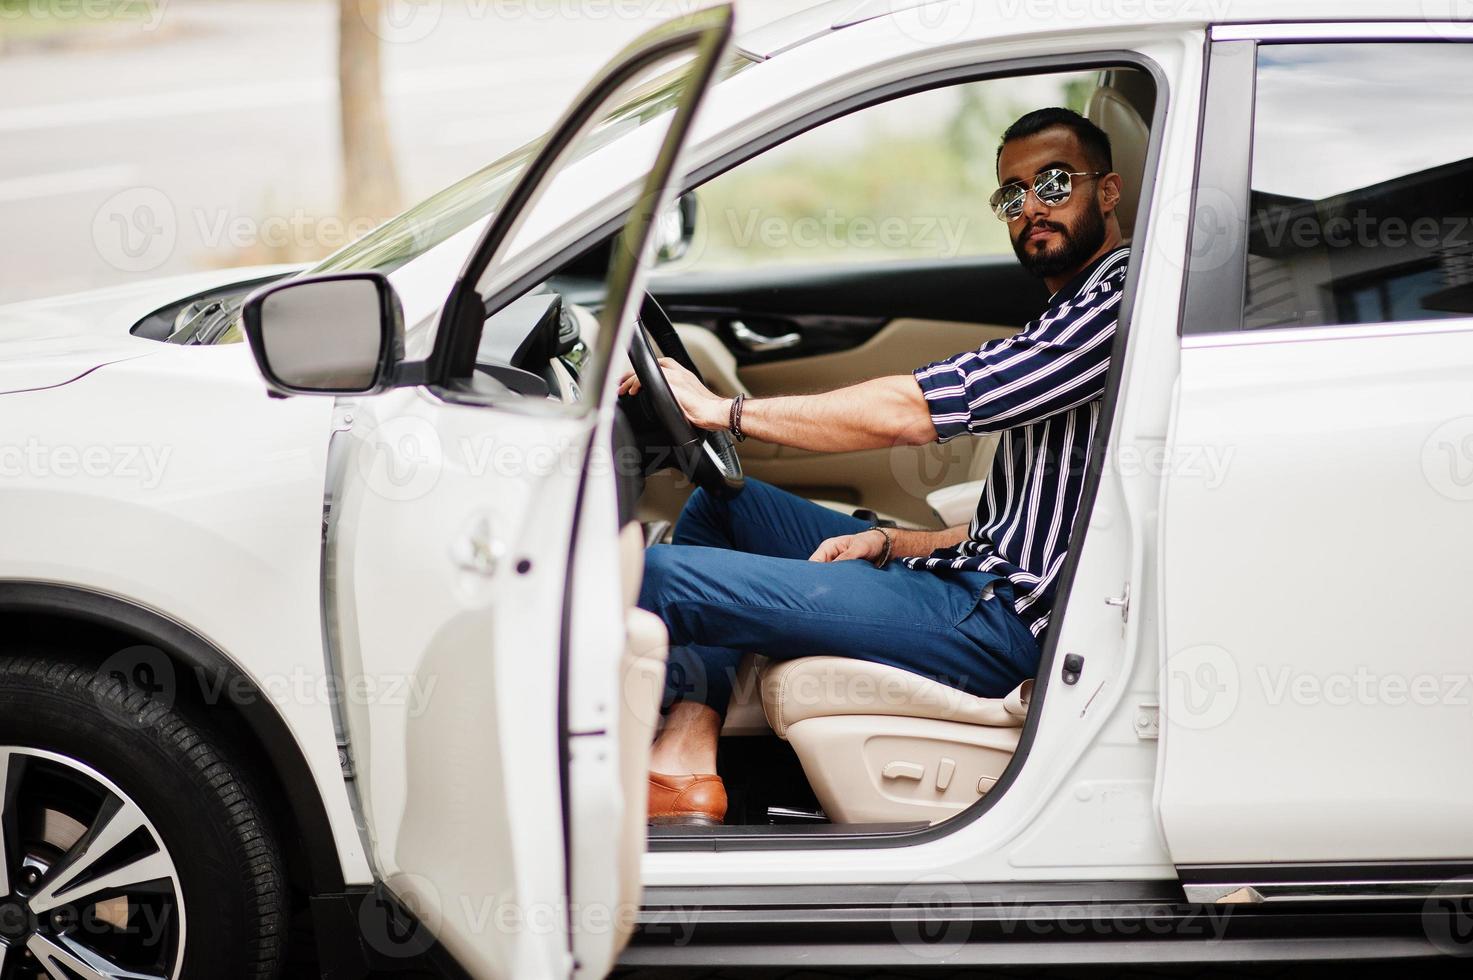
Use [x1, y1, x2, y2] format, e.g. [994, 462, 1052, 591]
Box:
[0, 747, 184, 980]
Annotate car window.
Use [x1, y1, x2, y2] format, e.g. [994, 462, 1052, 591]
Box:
[666, 71, 1104, 272]
[1242, 43, 1473, 331]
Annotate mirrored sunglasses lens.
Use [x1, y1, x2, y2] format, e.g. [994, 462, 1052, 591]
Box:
[1034, 169, 1071, 205]
[991, 184, 1025, 219]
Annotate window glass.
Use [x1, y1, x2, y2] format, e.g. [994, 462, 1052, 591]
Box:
[669, 71, 1106, 272]
[1245, 43, 1473, 330]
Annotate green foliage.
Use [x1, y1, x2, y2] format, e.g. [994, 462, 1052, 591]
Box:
[685, 73, 1098, 270]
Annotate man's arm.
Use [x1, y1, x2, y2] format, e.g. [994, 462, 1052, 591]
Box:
[618, 359, 938, 452]
[810, 522, 970, 564]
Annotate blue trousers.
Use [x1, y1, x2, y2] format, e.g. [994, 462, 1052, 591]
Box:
[638, 479, 1040, 718]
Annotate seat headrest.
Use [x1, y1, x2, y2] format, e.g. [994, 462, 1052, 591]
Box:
[1086, 86, 1149, 240]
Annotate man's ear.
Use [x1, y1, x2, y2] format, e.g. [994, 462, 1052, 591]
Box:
[1098, 172, 1123, 216]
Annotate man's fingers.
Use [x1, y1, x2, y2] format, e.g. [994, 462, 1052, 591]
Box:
[808, 537, 842, 562]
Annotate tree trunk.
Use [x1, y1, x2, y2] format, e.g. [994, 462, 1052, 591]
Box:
[339, 0, 402, 223]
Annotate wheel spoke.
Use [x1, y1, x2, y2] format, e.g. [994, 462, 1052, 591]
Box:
[0, 748, 23, 899]
[27, 933, 165, 980]
[29, 797, 174, 914]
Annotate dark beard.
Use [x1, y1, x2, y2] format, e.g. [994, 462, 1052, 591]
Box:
[1011, 200, 1107, 279]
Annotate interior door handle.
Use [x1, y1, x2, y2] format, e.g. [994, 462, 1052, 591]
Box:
[730, 319, 800, 352]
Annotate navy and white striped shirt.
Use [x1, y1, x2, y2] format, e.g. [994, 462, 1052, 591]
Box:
[903, 246, 1130, 640]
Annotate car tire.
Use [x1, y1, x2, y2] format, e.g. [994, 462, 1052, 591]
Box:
[0, 654, 288, 979]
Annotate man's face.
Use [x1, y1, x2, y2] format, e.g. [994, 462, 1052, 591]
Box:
[996, 127, 1110, 280]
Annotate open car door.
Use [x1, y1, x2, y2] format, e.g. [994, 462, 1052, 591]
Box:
[323, 8, 732, 978]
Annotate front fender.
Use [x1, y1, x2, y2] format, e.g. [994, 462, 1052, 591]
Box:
[0, 342, 373, 887]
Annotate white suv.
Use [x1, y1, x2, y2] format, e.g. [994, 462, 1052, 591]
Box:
[2, 2, 1472, 978]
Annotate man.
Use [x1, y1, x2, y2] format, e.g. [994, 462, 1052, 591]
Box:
[620, 107, 1130, 826]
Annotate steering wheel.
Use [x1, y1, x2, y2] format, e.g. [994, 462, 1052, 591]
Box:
[627, 292, 744, 498]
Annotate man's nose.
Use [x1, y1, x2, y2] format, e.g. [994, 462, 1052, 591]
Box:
[1019, 186, 1050, 223]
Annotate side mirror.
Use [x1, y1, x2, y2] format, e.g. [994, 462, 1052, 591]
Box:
[654, 192, 698, 264]
[241, 272, 404, 395]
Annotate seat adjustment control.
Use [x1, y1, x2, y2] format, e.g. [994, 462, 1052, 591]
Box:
[881, 761, 925, 782]
[1061, 653, 1084, 685]
[936, 757, 956, 791]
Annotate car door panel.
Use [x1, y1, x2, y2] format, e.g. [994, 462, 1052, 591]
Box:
[1159, 32, 1473, 879]
[329, 387, 588, 978]
[650, 254, 1044, 366]
[329, 8, 733, 978]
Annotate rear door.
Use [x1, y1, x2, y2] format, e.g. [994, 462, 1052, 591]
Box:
[325, 9, 732, 977]
[1159, 28, 1473, 895]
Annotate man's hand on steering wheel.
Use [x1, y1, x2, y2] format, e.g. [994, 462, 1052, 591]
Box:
[618, 356, 726, 432]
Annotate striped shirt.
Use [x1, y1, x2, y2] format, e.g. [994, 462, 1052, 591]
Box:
[902, 246, 1131, 641]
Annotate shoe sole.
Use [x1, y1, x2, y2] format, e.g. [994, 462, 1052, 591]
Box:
[648, 813, 722, 827]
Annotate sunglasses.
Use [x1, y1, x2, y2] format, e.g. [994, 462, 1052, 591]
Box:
[989, 168, 1106, 221]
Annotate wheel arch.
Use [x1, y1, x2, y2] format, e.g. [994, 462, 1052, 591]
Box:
[0, 580, 348, 896]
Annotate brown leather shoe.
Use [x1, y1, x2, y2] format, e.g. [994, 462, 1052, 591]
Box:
[648, 772, 727, 826]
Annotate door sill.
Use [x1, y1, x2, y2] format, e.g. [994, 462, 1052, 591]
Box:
[646, 820, 930, 851]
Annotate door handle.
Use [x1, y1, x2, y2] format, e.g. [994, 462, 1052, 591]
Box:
[730, 319, 800, 352]
[452, 515, 505, 577]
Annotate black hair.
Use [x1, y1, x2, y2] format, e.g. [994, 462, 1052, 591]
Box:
[996, 107, 1112, 175]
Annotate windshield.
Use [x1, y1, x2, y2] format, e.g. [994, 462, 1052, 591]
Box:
[202, 52, 749, 347]
[307, 52, 751, 280]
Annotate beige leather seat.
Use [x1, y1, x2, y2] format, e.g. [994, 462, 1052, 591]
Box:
[1087, 68, 1153, 241]
[756, 657, 1032, 825]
